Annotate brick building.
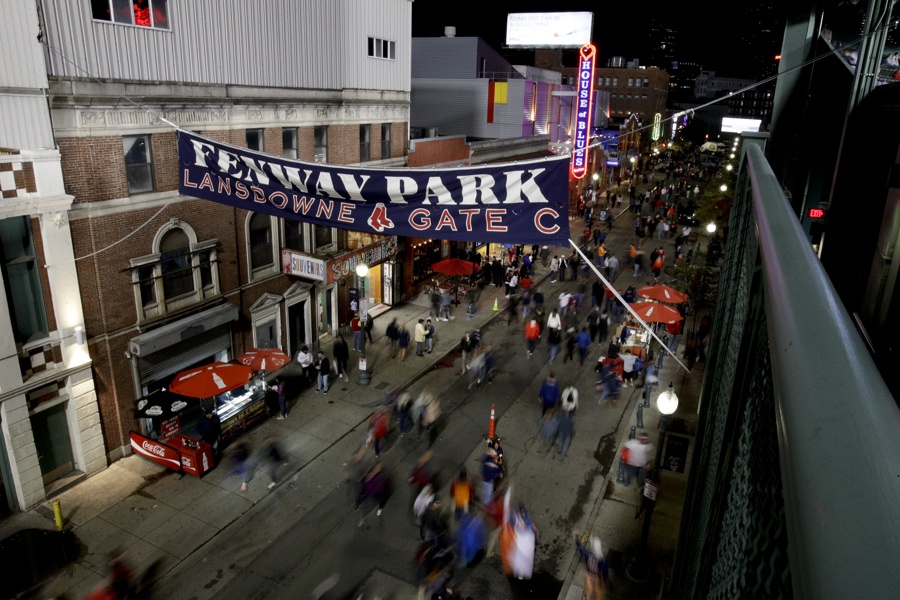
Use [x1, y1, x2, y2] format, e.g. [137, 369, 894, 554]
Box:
[18, 0, 413, 484]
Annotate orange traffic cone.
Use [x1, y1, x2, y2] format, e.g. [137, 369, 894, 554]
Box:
[488, 404, 496, 438]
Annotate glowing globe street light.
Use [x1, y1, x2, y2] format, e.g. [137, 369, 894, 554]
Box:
[706, 222, 717, 234]
[720, 184, 727, 192]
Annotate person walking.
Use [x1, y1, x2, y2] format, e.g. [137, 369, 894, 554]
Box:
[355, 462, 391, 516]
[525, 318, 541, 357]
[260, 437, 287, 489]
[364, 312, 374, 343]
[385, 317, 400, 358]
[398, 324, 410, 361]
[439, 289, 452, 321]
[556, 401, 575, 459]
[430, 289, 441, 320]
[558, 254, 568, 282]
[576, 327, 591, 367]
[350, 313, 363, 352]
[573, 531, 609, 600]
[450, 468, 475, 520]
[550, 255, 560, 282]
[415, 319, 427, 357]
[538, 372, 561, 416]
[315, 350, 330, 394]
[481, 447, 503, 503]
[333, 333, 349, 379]
[460, 331, 474, 374]
[606, 253, 619, 282]
[622, 431, 654, 487]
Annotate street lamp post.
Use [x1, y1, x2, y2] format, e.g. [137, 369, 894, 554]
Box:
[625, 382, 679, 583]
[356, 263, 370, 386]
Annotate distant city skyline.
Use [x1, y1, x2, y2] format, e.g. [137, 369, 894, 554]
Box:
[411, 2, 784, 80]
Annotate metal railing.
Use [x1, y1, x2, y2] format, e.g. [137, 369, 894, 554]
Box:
[673, 134, 900, 598]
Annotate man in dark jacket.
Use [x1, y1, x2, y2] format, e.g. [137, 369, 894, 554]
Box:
[315, 351, 331, 394]
[333, 334, 350, 379]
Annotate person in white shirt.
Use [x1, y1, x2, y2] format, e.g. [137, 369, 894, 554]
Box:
[622, 431, 653, 486]
[618, 349, 639, 387]
[546, 309, 562, 337]
[296, 345, 314, 385]
[558, 291, 572, 318]
[560, 386, 579, 414]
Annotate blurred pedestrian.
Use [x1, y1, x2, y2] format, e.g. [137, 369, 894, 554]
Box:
[333, 333, 349, 380]
[271, 378, 287, 419]
[538, 372, 560, 416]
[573, 530, 609, 600]
[481, 447, 503, 503]
[397, 392, 413, 436]
[440, 289, 452, 321]
[231, 442, 252, 492]
[422, 393, 441, 448]
[455, 510, 487, 568]
[460, 330, 474, 374]
[260, 437, 286, 489]
[538, 406, 559, 455]
[622, 431, 654, 486]
[315, 350, 330, 393]
[576, 327, 591, 367]
[367, 408, 390, 458]
[364, 312, 374, 343]
[398, 324, 410, 361]
[556, 402, 575, 459]
[355, 461, 391, 516]
[386, 317, 400, 357]
[525, 318, 540, 357]
[450, 468, 475, 520]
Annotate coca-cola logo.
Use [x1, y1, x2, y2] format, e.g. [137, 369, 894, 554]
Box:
[142, 440, 166, 457]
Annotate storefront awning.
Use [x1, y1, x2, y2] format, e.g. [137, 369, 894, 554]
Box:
[128, 303, 238, 358]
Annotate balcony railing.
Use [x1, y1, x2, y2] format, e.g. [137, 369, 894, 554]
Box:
[674, 134, 900, 598]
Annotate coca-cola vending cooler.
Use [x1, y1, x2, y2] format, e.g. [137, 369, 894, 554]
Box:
[173, 435, 214, 477]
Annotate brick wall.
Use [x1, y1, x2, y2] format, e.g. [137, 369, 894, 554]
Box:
[391, 122, 406, 159]
[264, 127, 283, 157]
[152, 131, 179, 193]
[59, 136, 128, 203]
[408, 136, 470, 167]
[298, 127, 315, 162]
[327, 124, 359, 165]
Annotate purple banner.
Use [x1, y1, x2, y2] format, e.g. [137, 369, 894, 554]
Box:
[178, 131, 570, 244]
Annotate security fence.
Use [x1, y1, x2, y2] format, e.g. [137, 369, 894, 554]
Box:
[673, 135, 900, 599]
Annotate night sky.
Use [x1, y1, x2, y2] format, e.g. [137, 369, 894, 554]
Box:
[410, 1, 786, 78]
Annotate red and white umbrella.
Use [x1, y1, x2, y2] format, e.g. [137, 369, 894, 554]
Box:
[627, 302, 685, 325]
[236, 348, 291, 372]
[636, 284, 689, 304]
[170, 362, 252, 398]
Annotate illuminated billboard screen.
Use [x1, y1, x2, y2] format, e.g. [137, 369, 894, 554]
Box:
[506, 12, 593, 48]
[721, 117, 762, 134]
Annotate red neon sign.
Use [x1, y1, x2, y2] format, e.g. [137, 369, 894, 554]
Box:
[808, 208, 825, 219]
[570, 43, 597, 181]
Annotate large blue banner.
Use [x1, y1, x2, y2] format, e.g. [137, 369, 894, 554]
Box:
[178, 131, 570, 244]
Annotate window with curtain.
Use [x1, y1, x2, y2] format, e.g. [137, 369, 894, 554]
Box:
[160, 228, 194, 299]
[0, 216, 49, 344]
[249, 213, 274, 272]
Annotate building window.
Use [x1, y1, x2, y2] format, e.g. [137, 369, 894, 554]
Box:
[314, 126, 328, 163]
[360, 124, 371, 162]
[160, 228, 194, 299]
[124, 135, 154, 195]
[282, 128, 298, 159]
[250, 294, 282, 350]
[367, 37, 396, 60]
[627, 78, 634, 87]
[644, 78, 650, 87]
[131, 222, 219, 321]
[612, 77, 618, 86]
[283, 219, 304, 252]
[246, 129, 264, 152]
[381, 124, 392, 159]
[0, 216, 49, 345]
[314, 225, 336, 252]
[605, 77, 611, 86]
[91, 0, 170, 29]
[248, 213, 275, 275]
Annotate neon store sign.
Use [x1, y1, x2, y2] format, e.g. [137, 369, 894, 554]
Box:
[571, 43, 597, 180]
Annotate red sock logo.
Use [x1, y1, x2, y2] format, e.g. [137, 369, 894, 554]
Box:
[367, 203, 394, 232]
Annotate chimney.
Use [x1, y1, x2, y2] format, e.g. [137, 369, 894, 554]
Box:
[444, 26, 456, 38]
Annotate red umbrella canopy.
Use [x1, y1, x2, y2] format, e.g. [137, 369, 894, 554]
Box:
[636, 285, 689, 304]
[236, 348, 291, 371]
[628, 302, 685, 324]
[431, 258, 480, 277]
[170, 362, 252, 398]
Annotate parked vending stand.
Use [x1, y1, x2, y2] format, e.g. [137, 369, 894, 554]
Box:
[128, 431, 214, 478]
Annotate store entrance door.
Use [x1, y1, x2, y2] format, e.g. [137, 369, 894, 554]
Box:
[288, 299, 307, 356]
[318, 286, 335, 340]
[31, 402, 74, 486]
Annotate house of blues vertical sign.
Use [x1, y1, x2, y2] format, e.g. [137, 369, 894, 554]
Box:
[571, 44, 597, 180]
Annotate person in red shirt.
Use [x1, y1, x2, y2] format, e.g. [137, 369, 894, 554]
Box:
[350, 314, 362, 352]
[525, 318, 541, 357]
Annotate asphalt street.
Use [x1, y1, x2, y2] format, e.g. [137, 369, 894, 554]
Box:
[203, 280, 643, 599]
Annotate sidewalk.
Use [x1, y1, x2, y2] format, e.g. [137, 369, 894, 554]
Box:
[1, 172, 702, 600]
